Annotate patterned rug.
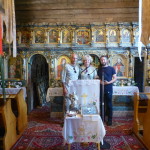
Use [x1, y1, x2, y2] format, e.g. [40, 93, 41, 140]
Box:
[11, 106, 147, 150]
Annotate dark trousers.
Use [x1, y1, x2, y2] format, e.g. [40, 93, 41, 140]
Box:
[100, 91, 113, 122]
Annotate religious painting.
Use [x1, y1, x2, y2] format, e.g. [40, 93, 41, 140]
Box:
[108, 29, 118, 42]
[95, 29, 105, 43]
[21, 30, 31, 44]
[49, 29, 58, 43]
[90, 54, 100, 68]
[76, 30, 90, 45]
[35, 30, 44, 43]
[121, 29, 131, 43]
[111, 55, 128, 78]
[133, 28, 139, 45]
[62, 29, 71, 43]
[56, 56, 71, 79]
[8, 56, 23, 79]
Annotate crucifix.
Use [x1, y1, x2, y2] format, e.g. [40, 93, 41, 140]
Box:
[81, 93, 88, 105]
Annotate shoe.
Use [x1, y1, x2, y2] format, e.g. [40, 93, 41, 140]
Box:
[100, 141, 110, 149]
[107, 121, 112, 126]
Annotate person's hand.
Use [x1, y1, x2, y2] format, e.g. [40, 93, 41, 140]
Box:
[100, 80, 105, 85]
[63, 87, 68, 96]
[104, 80, 109, 85]
[100, 80, 109, 85]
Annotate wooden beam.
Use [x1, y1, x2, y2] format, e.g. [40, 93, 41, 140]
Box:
[15, 2, 138, 10]
[15, 8, 138, 15]
[16, 13, 138, 19]
[16, 17, 138, 24]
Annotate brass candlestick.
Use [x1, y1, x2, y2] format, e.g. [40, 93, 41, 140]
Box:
[121, 80, 124, 86]
[7, 81, 11, 88]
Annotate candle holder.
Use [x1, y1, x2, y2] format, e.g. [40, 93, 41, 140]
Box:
[121, 80, 124, 86]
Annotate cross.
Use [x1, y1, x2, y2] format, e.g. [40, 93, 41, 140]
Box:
[81, 93, 88, 105]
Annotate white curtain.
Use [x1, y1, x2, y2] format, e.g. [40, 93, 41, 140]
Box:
[3, 0, 16, 57]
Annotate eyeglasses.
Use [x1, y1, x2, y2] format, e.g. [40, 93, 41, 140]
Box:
[73, 67, 77, 73]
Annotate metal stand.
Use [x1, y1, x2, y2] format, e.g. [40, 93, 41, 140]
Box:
[101, 71, 105, 122]
[100, 70, 111, 149]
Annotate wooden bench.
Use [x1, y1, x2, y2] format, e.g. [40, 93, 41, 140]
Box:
[0, 98, 17, 150]
[133, 92, 150, 149]
[143, 99, 150, 149]
[0, 89, 27, 150]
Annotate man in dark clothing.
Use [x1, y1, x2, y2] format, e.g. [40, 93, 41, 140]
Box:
[97, 56, 117, 126]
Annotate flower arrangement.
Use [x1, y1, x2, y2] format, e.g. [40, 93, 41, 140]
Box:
[113, 78, 136, 86]
[147, 79, 150, 86]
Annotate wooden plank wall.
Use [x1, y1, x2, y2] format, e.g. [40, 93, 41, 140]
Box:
[15, 0, 139, 24]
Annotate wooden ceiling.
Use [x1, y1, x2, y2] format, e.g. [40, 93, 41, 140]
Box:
[15, 0, 139, 24]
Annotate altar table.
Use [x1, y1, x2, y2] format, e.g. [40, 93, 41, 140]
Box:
[113, 86, 139, 96]
[62, 114, 106, 150]
[46, 87, 63, 102]
[46, 87, 64, 117]
[46, 86, 139, 100]
[144, 86, 150, 93]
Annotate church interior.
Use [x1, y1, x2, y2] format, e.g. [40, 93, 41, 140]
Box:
[1, 0, 150, 149]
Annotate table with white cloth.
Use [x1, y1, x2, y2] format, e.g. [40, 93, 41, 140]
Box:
[46, 87, 64, 117]
[62, 115, 106, 150]
[144, 86, 150, 93]
[0, 87, 27, 99]
[62, 80, 105, 150]
[113, 86, 139, 96]
[112, 86, 139, 111]
[46, 87, 63, 102]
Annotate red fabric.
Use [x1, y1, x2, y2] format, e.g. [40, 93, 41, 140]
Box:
[0, 14, 3, 55]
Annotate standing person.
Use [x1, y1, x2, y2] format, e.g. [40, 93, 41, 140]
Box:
[79, 55, 97, 80]
[97, 56, 117, 126]
[61, 53, 79, 113]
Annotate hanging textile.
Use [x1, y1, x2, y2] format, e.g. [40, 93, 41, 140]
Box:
[141, 0, 150, 46]
[3, 0, 16, 57]
[138, 0, 142, 61]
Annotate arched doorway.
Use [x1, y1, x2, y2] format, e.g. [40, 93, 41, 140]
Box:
[28, 54, 49, 112]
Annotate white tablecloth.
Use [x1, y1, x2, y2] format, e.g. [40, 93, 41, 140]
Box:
[0, 87, 27, 99]
[46, 87, 63, 102]
[62, 115, 105, 144]
[113, 86, 139, 96]
[144, 86, 150, 93]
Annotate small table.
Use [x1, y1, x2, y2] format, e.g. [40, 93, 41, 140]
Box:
[46, 87, 63, 102]
[112, 86, 139, 113]
[62, 114, 106, 150]
[46, 87, 64, 117]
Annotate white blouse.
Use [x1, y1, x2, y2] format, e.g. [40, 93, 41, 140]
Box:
[79, 65, 97, 80]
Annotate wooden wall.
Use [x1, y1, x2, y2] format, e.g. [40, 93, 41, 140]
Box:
[15, 0, 139, 24]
